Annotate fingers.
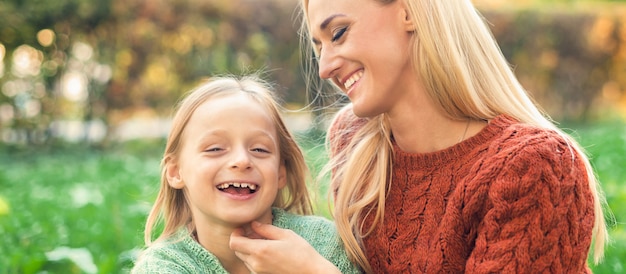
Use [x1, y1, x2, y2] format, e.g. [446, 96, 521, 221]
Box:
[229, 228, 250, 253]
[248, 221, 292, 240]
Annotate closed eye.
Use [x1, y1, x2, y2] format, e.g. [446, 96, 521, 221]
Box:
[332, 27, 347, 42]
[251, 148, 270, 153]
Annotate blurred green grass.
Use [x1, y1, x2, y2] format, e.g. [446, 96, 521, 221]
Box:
[0, 123, 624, 273]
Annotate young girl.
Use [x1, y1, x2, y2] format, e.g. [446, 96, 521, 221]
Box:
[230, 0, 610, 273]
[131, 75, 360, 273]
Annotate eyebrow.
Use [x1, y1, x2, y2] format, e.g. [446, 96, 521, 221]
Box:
[311, 14, 347, 45]
[321, 14, 345, 29]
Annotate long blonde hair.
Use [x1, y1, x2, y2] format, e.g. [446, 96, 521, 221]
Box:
[299, 0, 608, 272]
[143, 74, 313, 245]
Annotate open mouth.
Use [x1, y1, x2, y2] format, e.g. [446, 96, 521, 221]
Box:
[343, 70, 363, 89]
[216, 182, 258, 195]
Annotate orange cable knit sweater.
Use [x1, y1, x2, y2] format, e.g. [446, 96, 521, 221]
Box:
[328, 108, 594, 273]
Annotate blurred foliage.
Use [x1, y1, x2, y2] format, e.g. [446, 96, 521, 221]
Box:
[0, 0, 625, 148]
[572, 120, 626, 273]
[480, 3, 626, 122]
[0, 0, 305, 146]
[0, 144, 162, 273]
[0, 0, 626, 147]
[1, 0, 625, 273]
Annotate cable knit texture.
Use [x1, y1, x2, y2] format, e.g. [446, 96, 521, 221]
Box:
[328, 107, 594, 273]
[131, 207, 361, 273]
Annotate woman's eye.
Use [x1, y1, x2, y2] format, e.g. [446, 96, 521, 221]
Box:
[332, 27, 347, 42]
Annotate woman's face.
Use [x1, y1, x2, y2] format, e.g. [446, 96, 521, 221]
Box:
[307, 0, 417, 117]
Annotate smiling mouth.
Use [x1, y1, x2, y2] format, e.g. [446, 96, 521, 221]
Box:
[343, 70, 363, 89]
[216, 182, 258, 195]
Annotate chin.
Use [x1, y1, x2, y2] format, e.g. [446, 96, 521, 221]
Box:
[351, 105, 380, 118]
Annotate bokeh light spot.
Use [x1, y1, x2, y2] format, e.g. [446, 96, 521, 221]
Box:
[37, 29, 56, 47]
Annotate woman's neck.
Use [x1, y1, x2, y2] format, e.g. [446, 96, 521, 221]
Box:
[386, 105, 484, 153]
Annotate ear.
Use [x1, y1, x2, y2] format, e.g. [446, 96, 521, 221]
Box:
[400, 1, 415, 32]
[277, 162, 287, 189]
[165, 157, 185, 189]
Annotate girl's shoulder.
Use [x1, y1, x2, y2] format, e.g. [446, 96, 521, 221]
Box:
[272, 207, 335, 232]
[131, 229, 225, 274]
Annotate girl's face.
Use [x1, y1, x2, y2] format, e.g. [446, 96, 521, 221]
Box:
[167, 93, 286, 228]
[307, 0, 418, 117]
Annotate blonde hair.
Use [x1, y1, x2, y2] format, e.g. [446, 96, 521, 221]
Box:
[299, 0, 608, 272]
[143, 74, 313, 245]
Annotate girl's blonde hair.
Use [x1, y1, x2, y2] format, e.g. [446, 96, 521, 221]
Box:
[298, 0, 608, 272]
[143, 74, 313, 245]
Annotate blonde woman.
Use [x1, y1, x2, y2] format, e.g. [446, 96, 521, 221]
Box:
[230, 1, 609, 273]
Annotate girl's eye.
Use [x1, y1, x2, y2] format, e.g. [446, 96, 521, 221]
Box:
[251, 148, 270, 153]
[205, 147, 222, 152]
[332, 27, 347, 42]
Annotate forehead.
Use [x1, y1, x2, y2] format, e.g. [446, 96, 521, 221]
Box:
[187, 93, 277, 135]
[306, 0, 353, 23]
[306, 0, 394, 33]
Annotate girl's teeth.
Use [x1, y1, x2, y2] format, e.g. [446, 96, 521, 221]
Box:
[217, 182, 258, 190]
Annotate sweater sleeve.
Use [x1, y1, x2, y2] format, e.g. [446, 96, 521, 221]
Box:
[465, 133, 595, 273]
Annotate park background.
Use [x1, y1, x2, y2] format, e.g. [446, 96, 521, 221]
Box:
[1, 0, 625, 273]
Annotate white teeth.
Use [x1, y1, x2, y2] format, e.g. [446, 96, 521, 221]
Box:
[233, 182, 240, 188]
[249, 184, 257, 190]
[343, 71, 363, 89]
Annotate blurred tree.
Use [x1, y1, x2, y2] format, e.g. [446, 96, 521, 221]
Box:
[0, 0, 625, 147]
[0, 0, 306, 146]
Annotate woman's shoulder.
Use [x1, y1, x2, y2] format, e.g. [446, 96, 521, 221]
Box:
[327, 104, 368, 137]
[326, 104, 369, 156]
[462, 115, 587, 187]
[487, 115, 574, 157]
[476, 115, 587, 185]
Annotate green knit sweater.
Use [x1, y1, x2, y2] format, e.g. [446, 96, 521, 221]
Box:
[131, 207, 361, 273]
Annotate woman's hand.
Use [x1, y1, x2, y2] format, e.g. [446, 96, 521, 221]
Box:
[230, 221, 342, 274]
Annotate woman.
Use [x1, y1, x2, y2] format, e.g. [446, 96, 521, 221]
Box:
[230, 1, 609, 273]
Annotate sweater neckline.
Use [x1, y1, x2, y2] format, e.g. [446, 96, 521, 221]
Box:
[392, 115, 516, 169]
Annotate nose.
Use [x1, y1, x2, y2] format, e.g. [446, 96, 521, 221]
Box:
[230, 148, 252, 170]
[317, 47, 341, 80]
